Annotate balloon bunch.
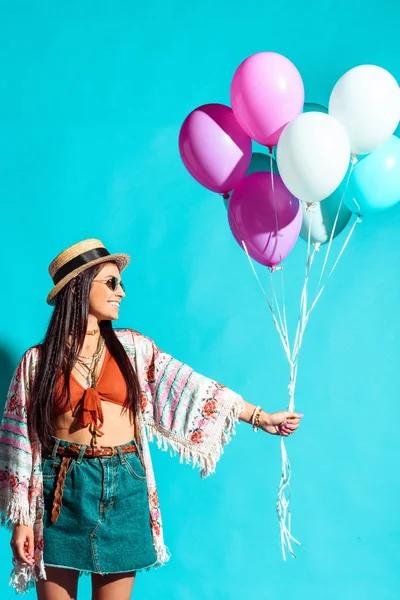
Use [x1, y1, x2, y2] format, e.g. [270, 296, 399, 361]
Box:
[178, 52, 400, 559]
[179, 54, 400, 263]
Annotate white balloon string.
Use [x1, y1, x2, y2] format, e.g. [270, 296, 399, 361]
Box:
[295, 246, 318, 358]
[269, 154, 289, 344]
[276, 208, 317, 560]
[266, 155, 304, 559]
[326, 214, 361, 279]
[240, 240, 291, 359]
[292, 207, 315, 363]
[317, 156, 357, 289]
[276, 436, 301, 560]
[306, 212, 361, 320]
[269, 269, 288, 349]
[348, 196, 361, 213]
[227, 160, 359, 561]
[226, 200, 291, 358]
[271, 156, 290, 343]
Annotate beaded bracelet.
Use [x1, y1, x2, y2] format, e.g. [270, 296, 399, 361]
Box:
[251, 405, 263, 432]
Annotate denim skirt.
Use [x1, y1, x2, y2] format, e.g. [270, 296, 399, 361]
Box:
[42, 438, 157, 574]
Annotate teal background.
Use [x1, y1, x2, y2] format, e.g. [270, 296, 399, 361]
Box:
[1, 1, 400, 599]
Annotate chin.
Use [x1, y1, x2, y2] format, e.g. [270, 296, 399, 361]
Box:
[102, 313, 119, 322]
[96, 311, 119, 322]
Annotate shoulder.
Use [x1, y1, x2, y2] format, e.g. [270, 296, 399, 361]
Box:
[7, 345, 41, 395]
[17, 345, 41, 372]
[24, 345, 41, 359]
[20, 346, 41, 382]
[114, 329, 155, 353]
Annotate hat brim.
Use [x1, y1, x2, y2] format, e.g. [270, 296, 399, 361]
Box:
[46, 253, 130, 306]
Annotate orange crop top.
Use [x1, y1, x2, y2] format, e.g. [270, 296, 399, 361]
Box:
[54, 349, 128, 440]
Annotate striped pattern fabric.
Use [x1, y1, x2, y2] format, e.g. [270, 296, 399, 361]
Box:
[0, 329, 244, 593]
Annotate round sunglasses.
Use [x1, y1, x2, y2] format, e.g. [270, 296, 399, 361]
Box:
[93, 276, 125, 293]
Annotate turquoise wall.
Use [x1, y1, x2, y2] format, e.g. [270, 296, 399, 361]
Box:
[1, 1, 399, 598]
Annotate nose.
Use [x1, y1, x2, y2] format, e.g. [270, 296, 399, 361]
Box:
[116, 284, 126, 298]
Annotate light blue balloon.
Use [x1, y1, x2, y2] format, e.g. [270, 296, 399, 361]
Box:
[303, 102, 328, 114]
[343, 135, 400, 214]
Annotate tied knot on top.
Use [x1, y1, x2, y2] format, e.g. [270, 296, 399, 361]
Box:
[79, 387, 104, 437]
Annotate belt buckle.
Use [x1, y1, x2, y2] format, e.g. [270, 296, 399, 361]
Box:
[99, 445, 117, 457]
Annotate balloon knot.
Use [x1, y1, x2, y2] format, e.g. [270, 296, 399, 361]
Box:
[270, 265, 283, 273]
[222, 192, 230, 200]
[313, 243, 321, 252]
[351, 154, 358, 165]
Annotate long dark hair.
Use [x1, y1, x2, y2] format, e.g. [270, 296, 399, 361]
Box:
[29, 263, 141, 449]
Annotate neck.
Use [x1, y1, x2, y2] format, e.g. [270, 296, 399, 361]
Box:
[87, 315, 100, 335]
[86, 328, 99, 336]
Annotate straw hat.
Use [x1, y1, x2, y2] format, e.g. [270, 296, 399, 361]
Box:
[47, 238, 130, 305]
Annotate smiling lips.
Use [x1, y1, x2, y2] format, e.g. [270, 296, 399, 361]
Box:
[108, 301, 120, 309]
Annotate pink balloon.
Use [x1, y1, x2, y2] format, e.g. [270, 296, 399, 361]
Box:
[228, 172, 302, 267]
[231, 52, 305, 147]
[179, 103, 252, 194]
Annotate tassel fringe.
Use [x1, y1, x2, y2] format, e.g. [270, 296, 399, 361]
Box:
[146, 394, 244, 479]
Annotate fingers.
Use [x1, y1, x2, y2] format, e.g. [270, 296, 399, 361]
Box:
[280, 426, 292, 436]
[11, 536, 35, 566]
[27, 530, 35, 562]
[278, 413, 303, 436]
[282, 412, 303, 431]
[285, 412, 304, 421]
[11, 541, 29, 565]
[281, 423, 299, 434]
[269, 411, 304, 437]
[286, 418, 301, 429]
[275, 424, 290, 436]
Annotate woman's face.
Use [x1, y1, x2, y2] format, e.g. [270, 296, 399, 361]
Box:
[88, 262, 126, 322]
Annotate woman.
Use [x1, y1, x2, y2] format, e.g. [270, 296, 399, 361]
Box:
[0, 238, 302, 600]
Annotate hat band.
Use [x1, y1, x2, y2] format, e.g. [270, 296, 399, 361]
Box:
[52, 247, 111, 284]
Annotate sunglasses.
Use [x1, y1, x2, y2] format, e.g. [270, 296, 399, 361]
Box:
[93, 276, 125, 293]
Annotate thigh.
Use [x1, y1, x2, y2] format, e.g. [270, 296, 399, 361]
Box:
[91, 572, 135, 600]
[36, 566, 79, 600]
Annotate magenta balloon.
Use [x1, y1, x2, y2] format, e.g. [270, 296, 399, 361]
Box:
[228, 172, 302, 267]
[178, 103, 252, 194]
[231, 52, 304, 147]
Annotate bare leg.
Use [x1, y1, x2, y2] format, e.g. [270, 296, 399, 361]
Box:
[36, 566, 79, 600]
[91, 572, 135, 600]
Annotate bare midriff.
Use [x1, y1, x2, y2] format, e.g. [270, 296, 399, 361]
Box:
[54, 402, 135, 446]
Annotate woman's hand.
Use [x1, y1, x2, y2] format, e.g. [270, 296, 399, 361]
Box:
[11, 524, 35, 566]
[259, 410, 303, 437]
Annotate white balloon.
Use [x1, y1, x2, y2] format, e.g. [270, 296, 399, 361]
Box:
[276, 112, 350, 203]
[329, 65, 400, 155]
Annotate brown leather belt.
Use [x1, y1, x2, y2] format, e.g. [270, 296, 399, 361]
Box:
[48, 444, 137, 524]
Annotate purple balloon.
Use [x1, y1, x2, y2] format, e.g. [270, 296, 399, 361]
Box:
[179, 103, 252, 194]
[228, 172, 302, 267]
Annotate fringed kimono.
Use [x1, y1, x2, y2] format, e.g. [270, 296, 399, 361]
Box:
[0, 329, 244, 593]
